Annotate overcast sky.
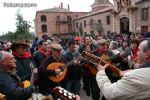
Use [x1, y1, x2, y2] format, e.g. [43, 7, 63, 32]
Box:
[0, 0, 113, 35]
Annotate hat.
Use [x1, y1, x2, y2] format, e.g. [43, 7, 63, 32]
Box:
[74, 37, 81, 41]
[97, 39, 107, 45]
[144, 32, 150, 39]
[11, 40, 29, 51]
[50, 43, 62, 50]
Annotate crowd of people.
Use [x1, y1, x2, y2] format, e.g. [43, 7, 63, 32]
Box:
[0, 32, 150, 100]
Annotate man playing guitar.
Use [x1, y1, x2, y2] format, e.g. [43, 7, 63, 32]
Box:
[38, 43, 67, 99]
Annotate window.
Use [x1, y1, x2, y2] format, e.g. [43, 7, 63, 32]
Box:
[67, 16, 72, 22]
[41, 15, 47, 22]
[98, 19, 101, 24]
[76, 22, 78, 28]
[80, 23, 82, 28]
[106, 15, 110, 25]
[84, 20, 86, 27]
[141, 8, 149, 20]
[41, 25, 47, 33]
[56, 16, 60, 21]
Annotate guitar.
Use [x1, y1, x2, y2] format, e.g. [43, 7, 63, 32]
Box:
[82, 51, 123, 77]
[47, 56, 81, 82]
[53, 86, 76, 100]
[0, 93, 6, 100]
[83, 54, 111, 76]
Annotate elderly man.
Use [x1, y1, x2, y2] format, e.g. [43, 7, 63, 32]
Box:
[11, 40, 36, 81]
[96, 39, 150, 100]
[38, 43, 66, 97]
[0, 51, 33, 100]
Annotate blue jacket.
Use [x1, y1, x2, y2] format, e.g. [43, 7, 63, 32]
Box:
[0, 70, 32, 100]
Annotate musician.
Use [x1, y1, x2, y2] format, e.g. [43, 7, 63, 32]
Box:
[91, 39, 114, 100]
[0, 51, 33, 100]
[10, 40, 36, 81]
[38, 43, 66, 98]
[96, 39, 150, 100]
[61, 40, 81, 95]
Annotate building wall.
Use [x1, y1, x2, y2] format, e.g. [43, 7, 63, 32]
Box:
[135, 1, 150, 33]
[35, 11, 87, 38]
[74, 10, 113, 36]
[35, 0, 150, 38]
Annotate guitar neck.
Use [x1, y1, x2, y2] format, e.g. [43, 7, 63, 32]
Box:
[60, 60, 74, 71]
[100, 59, 121, 77]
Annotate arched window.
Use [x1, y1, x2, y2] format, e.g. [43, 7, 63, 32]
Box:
[41, 24, 47, 32]
[41, 15, 47, 22]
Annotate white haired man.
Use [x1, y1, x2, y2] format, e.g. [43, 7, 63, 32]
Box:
[96, 39, 150, 100]
[0, 51, 33, 100]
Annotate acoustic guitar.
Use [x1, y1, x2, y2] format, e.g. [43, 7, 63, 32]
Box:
[82, 51, 123, 77]
[83, 54, 110, 76]
[53, 86, 76, 100]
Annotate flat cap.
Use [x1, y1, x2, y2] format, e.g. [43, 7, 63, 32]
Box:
[97, 39, 107, 45]
[50, 43, 62, 50]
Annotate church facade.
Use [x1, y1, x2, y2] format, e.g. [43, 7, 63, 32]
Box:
[74, 0, 150, 36]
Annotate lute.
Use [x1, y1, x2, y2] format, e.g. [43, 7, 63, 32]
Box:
[82, 51, 123, 77]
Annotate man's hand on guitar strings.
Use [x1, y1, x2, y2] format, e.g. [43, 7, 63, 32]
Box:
[96, 64, 109, 71]
[54, 68, 61, 76]
[73, 59, 80, 65]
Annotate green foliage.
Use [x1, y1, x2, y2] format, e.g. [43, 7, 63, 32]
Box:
[0, 11, 35, 41]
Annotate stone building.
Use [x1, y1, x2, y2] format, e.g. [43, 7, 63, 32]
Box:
[73, 0, 113, 36]
[35, 0, 150, 37]
[35, 3, 88, 38]
[74, 0, 150, 36]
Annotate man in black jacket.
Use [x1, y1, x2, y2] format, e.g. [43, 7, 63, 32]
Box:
[0, 51, 33, 100]
[38, 43, 66, 99]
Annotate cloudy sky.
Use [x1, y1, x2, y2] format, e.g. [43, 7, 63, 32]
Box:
[0, 0, 113, 35]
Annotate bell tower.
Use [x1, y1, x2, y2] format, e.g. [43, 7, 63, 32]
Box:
[91, 0, 113, 12]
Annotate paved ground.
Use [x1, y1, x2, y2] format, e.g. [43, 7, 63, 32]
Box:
[80, 87, 92, 100]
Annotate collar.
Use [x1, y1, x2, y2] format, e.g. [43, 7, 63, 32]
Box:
[12, 51, 31, 58]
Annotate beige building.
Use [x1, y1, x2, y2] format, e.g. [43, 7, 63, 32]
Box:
[74, 0, 150, 36]
[35, 0, 150, 37]
[35, 3, 88, 38]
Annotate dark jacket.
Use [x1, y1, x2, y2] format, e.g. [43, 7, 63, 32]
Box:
[38, 55, 66, 95]
[13, 52, 36, 81]
[33, 50, 47, 68]
[61, 50, 81, 80]
[0, 70, 32, 100]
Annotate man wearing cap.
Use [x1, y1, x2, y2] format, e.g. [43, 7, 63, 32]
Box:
[11, 40, 36, 81]
[38, 43, 66, 98]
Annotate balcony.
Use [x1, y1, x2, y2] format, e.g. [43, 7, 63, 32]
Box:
[56, 19, 72, 24]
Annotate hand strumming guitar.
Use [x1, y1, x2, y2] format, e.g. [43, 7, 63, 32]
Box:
[96, 64, 109, 71]
[54, 68, 62, 76]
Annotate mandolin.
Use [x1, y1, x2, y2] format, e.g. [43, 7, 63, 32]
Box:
[82, 51, 123, 77]
[53, 86, 76, 100]
[47, 56, 81, 82]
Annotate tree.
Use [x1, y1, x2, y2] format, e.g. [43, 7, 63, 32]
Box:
[15, 11, 34, 40]
[0, 11, 35, 41]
